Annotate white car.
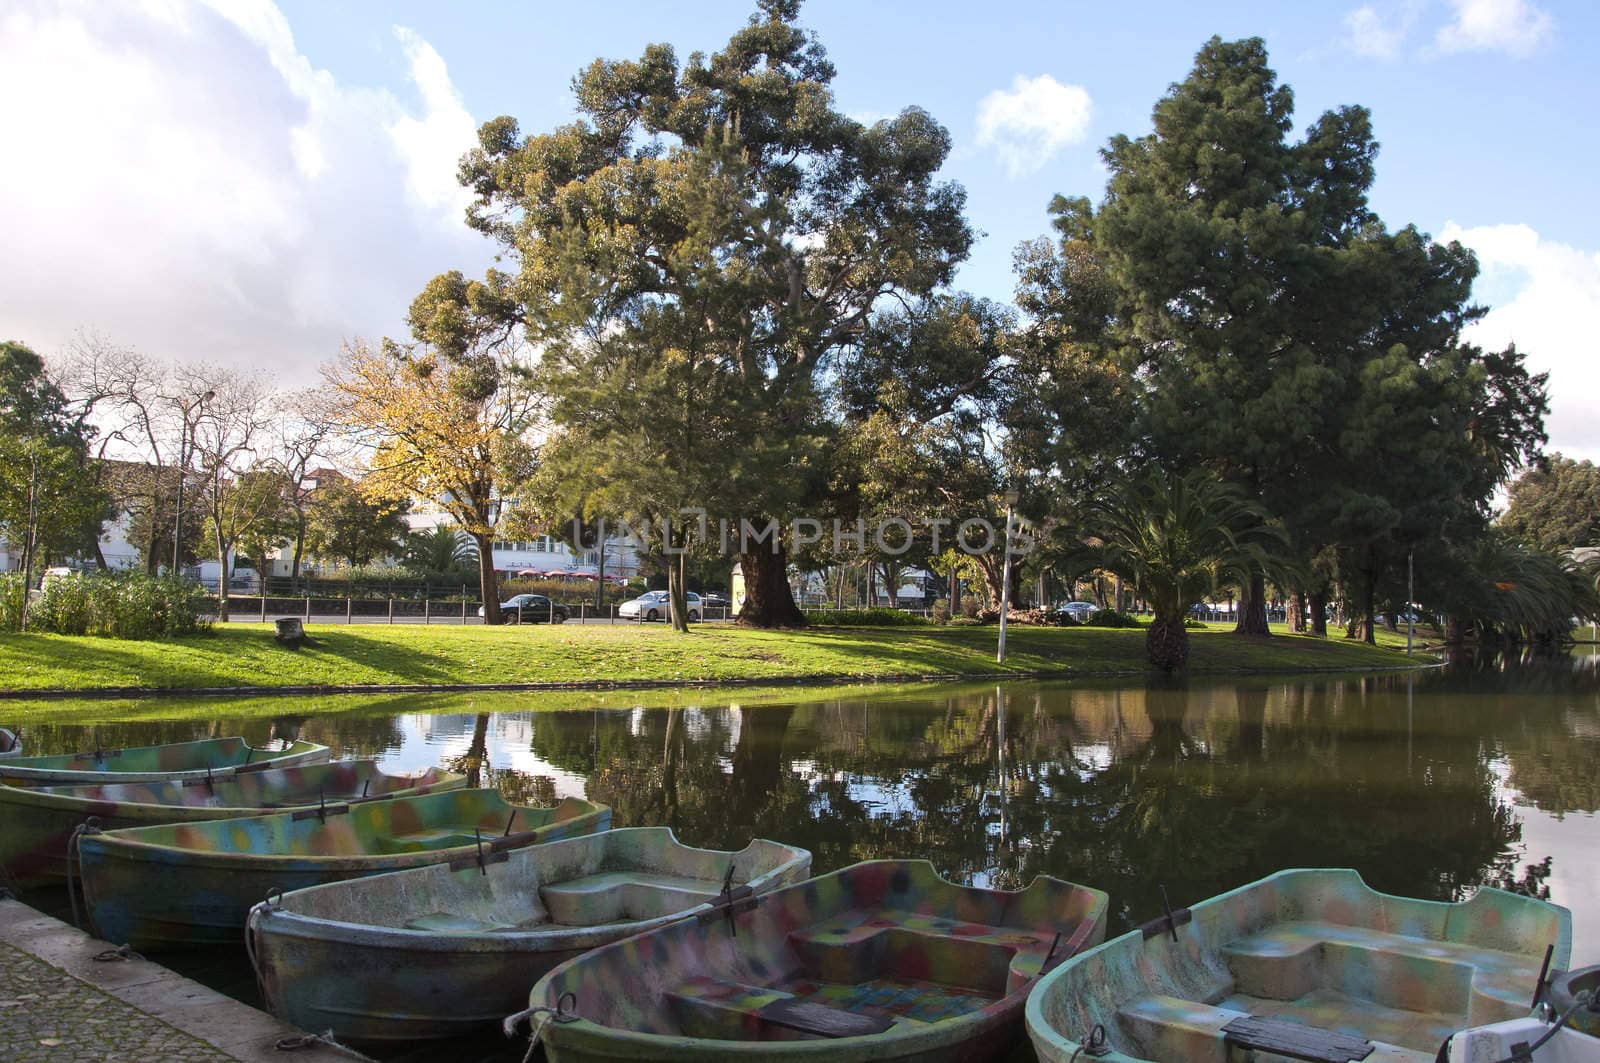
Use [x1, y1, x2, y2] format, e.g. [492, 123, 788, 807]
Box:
[619, 590, 701, 622]
[1053, 601, 1099, 622]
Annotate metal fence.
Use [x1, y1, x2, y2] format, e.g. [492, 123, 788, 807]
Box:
[207, 596, 739, 625]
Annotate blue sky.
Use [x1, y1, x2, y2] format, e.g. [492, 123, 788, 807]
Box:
[2, 0, 1596, 457]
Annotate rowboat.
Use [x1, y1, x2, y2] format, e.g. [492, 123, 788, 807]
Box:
[0, 735, 328, 785]
[1444, 964, 1600, 1061]
[0, 760, 465, 887]
[0, 727, 19, 759]
[1025, 868, 1572, 1063]
[77, 788, 611, 949]
[247, 826, 812, 1043]
[522, 859, 1108, 1062]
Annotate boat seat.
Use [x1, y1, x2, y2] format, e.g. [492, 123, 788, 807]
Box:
[1221, 1014, 1374, 1062]
[539, 871, 722, 925]
[1222, 921, 1540, 1024]
[404, 912, 519, 933]
[1116, 995, 1438, 1063]
[786, 912, 1056, 996]
[666, 976, 903, 1042]
[376, 830, 481, 854]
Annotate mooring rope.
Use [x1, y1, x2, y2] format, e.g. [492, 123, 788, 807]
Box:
[274, 1029, 364, 1058]
[503, 991, 580, 1063]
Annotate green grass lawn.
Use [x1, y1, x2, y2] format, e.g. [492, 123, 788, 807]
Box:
[0, 621, 1425, 696]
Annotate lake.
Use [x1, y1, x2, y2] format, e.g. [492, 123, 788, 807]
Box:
[8, 649, 1598, 1059]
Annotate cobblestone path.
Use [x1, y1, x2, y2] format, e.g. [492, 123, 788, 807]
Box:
[0, 941, 235, 1063]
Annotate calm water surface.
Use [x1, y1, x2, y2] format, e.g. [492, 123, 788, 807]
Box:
[11, 652, 1599, 1059]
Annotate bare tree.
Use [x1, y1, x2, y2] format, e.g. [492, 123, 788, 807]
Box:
[190, 369, 274, 621]
[271, 387, 345, 591]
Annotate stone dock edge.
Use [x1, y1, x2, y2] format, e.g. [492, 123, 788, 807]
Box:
[0, 896, 363, 1062]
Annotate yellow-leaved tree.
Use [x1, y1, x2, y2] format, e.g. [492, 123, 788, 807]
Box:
[326, 326, 539, 625]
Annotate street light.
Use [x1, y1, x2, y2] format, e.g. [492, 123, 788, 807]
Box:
[172, 389, 215, 575]
[997, 488, 1018, 664]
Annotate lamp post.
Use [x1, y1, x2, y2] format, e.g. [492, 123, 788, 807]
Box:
[172, 389, 215, 575]
[1406, 550, 1414, 656]
[997, 489, 1018, 664]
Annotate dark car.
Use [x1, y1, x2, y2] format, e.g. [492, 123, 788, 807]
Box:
[478, 593, 568, 623]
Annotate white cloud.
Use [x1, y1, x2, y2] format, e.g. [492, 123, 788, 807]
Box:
[975, 74, 1092, 178]
[0, 0, 489, 385]
[1435, 0, 1553, 57]
[1441, 222, 1600, 463]
[1343, 3, 1421, 60]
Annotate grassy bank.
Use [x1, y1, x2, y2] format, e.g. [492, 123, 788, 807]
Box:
[0, 622, 1424, 696]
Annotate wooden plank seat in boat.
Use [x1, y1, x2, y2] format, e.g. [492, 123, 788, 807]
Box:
[667, 976, 900, 1040]
[1115, 994, 1437, 1063]
[538, 870, 722, 924]
[1221, 921, 1541, 1022]
[1220, 1014, 1373, 1062]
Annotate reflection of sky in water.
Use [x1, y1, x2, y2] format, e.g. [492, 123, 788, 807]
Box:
[1491, 756, 1600, 963]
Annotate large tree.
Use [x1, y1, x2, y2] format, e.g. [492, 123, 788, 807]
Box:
[1059, 37, 1546, 641]
[450, 0, 973, 626]
[327, 328, 538, 624]
[0, 342, 112, 605]
[1501, 454, 1600, 555]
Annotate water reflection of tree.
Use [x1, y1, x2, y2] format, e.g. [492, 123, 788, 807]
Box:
[521, 679, 1530, 938]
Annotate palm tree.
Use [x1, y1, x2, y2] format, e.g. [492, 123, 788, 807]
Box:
[401, 525, 478, 576]
[1091, 469, 1290, 671]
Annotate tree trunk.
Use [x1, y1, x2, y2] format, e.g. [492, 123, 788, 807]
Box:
[1286, 591, 1304, 633]
[1309, 588, 1328, 637]
[1360, 563, 1377, 645]
[667, 548, 689, 633]
[291, 514, 306, 593]
[1233, 571, 1270, 635]
[474, 532, 501, 624]
[1146, 613, 1190, 671]
[93, 539, 109, 572]
[737, 546, 805, 627]
[215, 529, 231, 622]
[884, 565, 899, 609]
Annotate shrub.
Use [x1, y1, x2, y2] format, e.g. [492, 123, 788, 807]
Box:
[33, 573, 94, 635]
[1, 571, 210, 639]
[0, 573, 26, 633]
[807, 607, 931, 627]
[1085, 610, 1142, 629]
[960, 595, 982, 619]
[931, 600, 950, 623]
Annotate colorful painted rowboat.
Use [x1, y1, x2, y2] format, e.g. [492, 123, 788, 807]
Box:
[523, 859, 1108, 1062]
[1445, 964, 1600, 1060]
[247, 826, 813, 1043]
[0, 760, 466, 887]
[0, 735, 328, 785]
[0, 727, 19, 759]
[1025, 868, 1572, 1063]
[77, 787, 611, 949]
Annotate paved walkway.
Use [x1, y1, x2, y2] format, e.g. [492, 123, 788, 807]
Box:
[0, 899, 359, 1062]
[0, 940, 233, 1062]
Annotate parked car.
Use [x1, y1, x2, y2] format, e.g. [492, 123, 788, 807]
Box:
[1051, 601, 1099, 623]
[619, 590, 702, 622]
[478, 593, 568, 623]
[700, 592, 731, 608]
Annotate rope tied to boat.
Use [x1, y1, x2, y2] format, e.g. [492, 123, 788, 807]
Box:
[1069, 1023, 1111, 1061]
[65, 818, 102, 931]
[504, 991, 580, 1063]
[274, 1029, 363, 1058]
[93, 944, 141, 963]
